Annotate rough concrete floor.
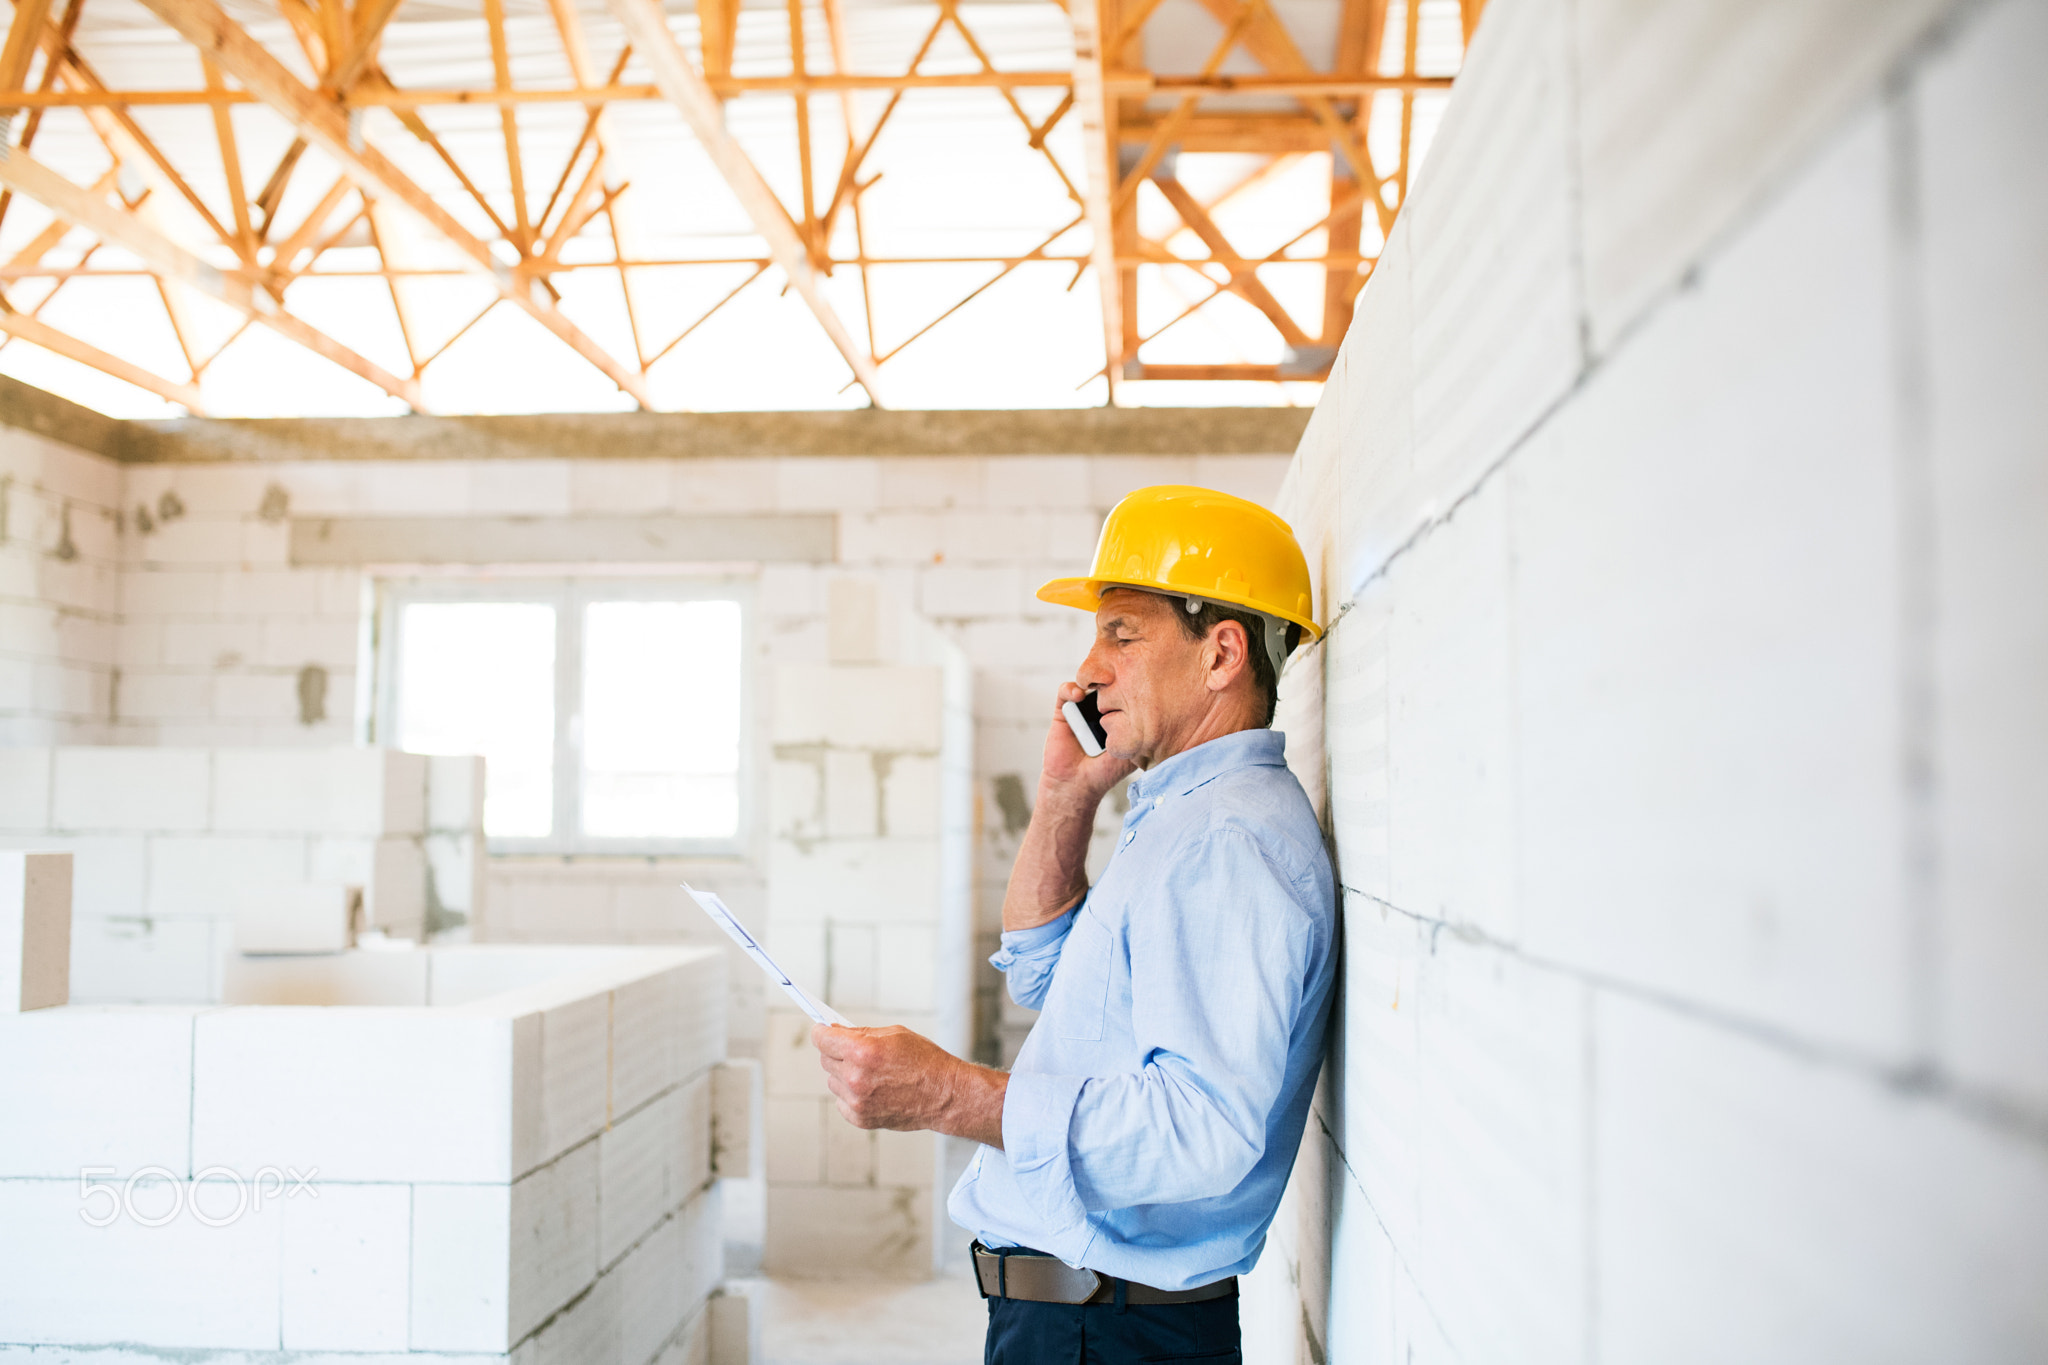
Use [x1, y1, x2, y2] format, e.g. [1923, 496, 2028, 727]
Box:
[746, 1273, 988, 1365]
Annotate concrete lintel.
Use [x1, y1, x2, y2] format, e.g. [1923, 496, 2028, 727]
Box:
[124, 406, 1313, 463]
[289, 514, 837, 565]
[0, 373, 128, 461]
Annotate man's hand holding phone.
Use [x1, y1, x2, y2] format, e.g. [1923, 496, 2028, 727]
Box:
[1043, 681, 1135, 798]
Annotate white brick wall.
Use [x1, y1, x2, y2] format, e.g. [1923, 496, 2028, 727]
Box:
[0, 427, 121, 745]
[1250, 0, 2048, 1360]
[60, 446, 1291, 1095]
[0, 746, 478, 999]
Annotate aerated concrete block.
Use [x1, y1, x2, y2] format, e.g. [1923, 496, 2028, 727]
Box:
[410, 1182, 513, 1352]
[212, 749, 428, 837]
[1514, 108, 1915, 1058]
[0, 1175, 284, 1350]
[146, 835, 309, 919]
[765, 1096, 824, 1185]
[823, 1117, 873, 1187]
[537, 993, 610, 1163]
[1918, 0, 2048, 1116]
[712, 1059, 760, 1180]
[1384, 479, 1515, 940]
[509, 1141, 601, 1344]
[0, 749, 50, 830]
[1407, 0, 1581, 494]
[601, 1087, 692, 1269]
[426, 753, 487, 832]
[0, 850, 68, 1011]
[767, 839, 943, 923]
[1596, 992, 2048, 1361]
[51, 747, 211, 832]
[193, 1008, 516, 1183]
[1575, 0, 1950, 349]
[280, 1182, 411, 1351]
[762, 1184, 931, 1278]
[824, 749, 878, 840]
[708, 1285, 757, 1365]
[0, 1005, 198, 1177]
[67, 913, 217, 1005]
[772, 666, 944, 750]
[232, 883, 356, 955]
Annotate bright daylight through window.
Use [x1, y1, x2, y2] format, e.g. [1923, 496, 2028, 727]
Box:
[385, 586, 744, 849]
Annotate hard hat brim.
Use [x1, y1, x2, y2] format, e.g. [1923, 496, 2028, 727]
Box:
[1036, 575, 1323, 642]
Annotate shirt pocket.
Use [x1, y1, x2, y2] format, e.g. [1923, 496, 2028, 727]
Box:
[1048, 908, 1114, 1041]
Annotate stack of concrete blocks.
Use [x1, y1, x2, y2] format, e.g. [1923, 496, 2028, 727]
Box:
[1241, 0, 2048, 1359]
[761, 576, 973, 1276]
[0, 746, 483, 1002]
[0, 939, 753, 1363]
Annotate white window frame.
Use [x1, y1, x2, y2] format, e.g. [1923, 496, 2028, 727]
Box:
[372, 575, 754, 857]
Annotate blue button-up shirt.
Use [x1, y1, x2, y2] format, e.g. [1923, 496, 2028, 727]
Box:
[948, 727, 1337, 1291]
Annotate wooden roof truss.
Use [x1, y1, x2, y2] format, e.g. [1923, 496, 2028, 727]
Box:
[0, 0, 1478, 412]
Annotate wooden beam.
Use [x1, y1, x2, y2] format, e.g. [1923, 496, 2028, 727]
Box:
[820, 0, 875, 354]
[252, 136, 307, 236]
[201, 55, 256, 260]
[1324, 0, 1384, 347]
[32, 24, 239, 248]
[1127, 362, 1323, 382]
[697, 0, 738, 81]
[481, 0, 533, 252]
[1459, 0, 1486, 45]
[0, 306, 207, 409]
[1119, 111, 1334, 152]
[1150, 175, 1311, 348]
[606, 0, 886, 404]
[327, 0, 402, 92]
[0, 146, 424, 408]
[269, 175, 353, 278]
[1069, 0, 1123, 398]
[0, 0, 49, 113]
[0, 0, 77, 240]
[1187, 0, 1395, 237]
[130, 0, 650, 407]
[0, 71, 1457, 107]
[542, 0, 650, 365]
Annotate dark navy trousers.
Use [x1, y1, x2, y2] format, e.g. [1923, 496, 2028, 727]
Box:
[983, 1293, 1241, 1365]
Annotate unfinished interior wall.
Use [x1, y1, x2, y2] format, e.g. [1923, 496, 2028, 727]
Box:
[1242, 0, 2048, 1358]
[0, 400, 1290, 1278]
[102, 436, 1288, 1067]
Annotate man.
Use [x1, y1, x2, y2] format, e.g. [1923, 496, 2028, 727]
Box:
[812, 485, 1337, 1363]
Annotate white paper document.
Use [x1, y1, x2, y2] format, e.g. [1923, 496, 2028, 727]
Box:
[683, 884, 850, 1027]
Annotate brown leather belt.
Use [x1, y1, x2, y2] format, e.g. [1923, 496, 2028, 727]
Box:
[971, 1242, 1237, 1307]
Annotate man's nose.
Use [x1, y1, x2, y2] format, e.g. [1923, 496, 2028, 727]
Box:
[1077, 640, 1112, 689]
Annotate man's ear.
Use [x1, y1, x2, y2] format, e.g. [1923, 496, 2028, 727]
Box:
[1205, 618, 1251, 694]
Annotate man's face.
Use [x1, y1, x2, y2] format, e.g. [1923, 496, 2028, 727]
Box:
[1076, 589, 1217, 768]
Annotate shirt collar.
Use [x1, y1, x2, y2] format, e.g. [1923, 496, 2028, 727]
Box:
[1129, 727, 1287, 802]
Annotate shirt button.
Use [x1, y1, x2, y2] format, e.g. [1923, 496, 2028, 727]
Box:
[1122, 831, 1135, 845]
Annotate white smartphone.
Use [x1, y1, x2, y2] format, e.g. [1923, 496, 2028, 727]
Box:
[1062, 690, 1108, 758]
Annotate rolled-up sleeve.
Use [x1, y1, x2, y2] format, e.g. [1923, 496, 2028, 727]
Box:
[988, 904, 1078, 1011]
[1008, 830, 1313, 1217]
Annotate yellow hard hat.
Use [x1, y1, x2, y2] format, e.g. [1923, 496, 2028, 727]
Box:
[1038, 485, 1322, 655]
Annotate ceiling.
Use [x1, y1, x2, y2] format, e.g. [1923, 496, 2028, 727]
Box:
[0, 0, 1475, 416]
